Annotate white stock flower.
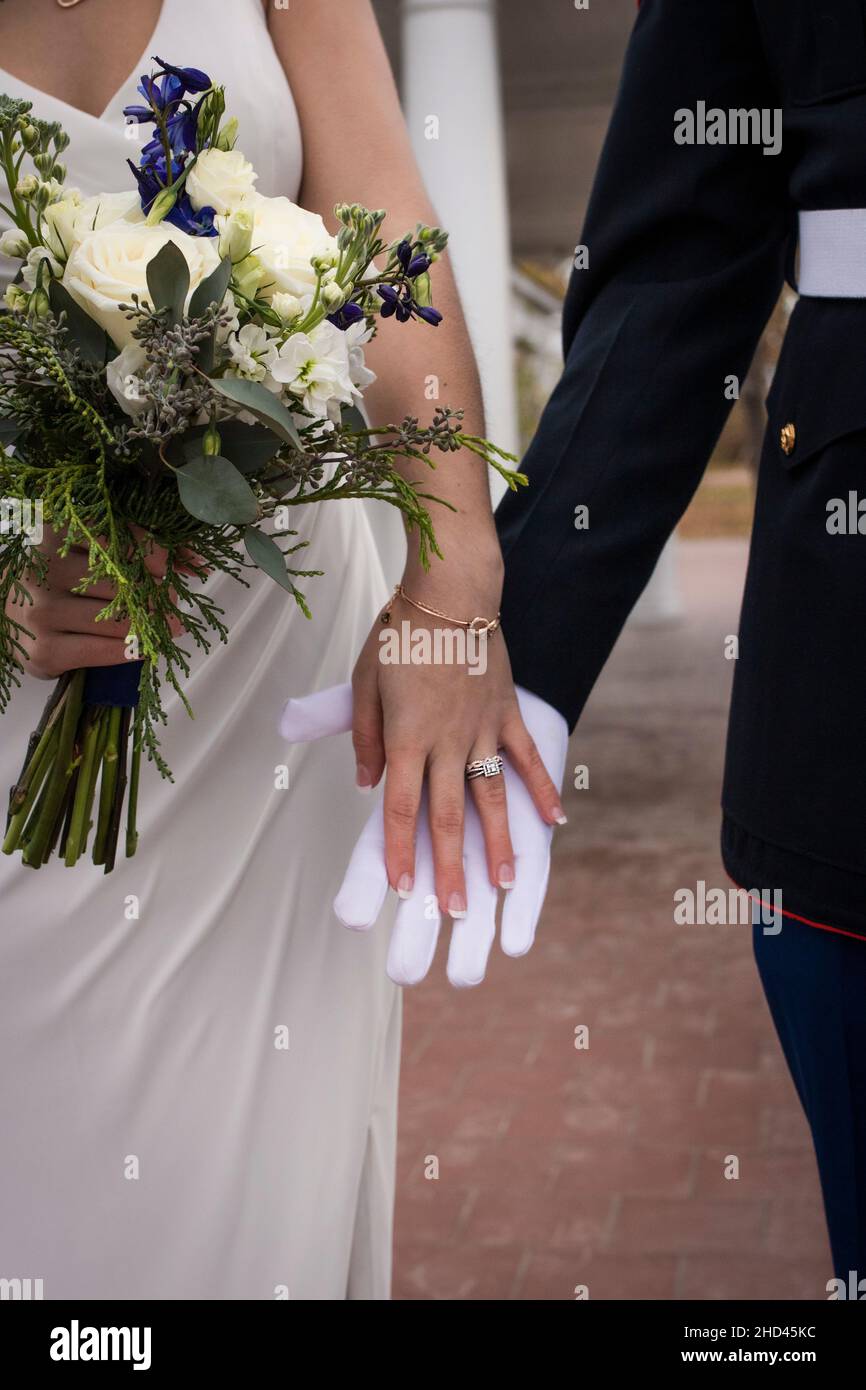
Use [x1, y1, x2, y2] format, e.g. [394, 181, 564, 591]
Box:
[106, 343, 149, 417]
[186, 147, 257, 215]
[246, 194, 339, 302]
[269, 320, 358, 421]
[215, 289, 240, 346]
[344, 320, 376, 394]
[225, 323, 278, 383]
[62, 222, 221, 350]
[0, 228, 30, 259]
[22, 246, 62, 289]
[43, 189, 143, 262]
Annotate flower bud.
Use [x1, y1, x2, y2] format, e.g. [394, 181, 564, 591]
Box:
[0, 228, 30, 259]
[3, 283, 28, 313]
[271, 291, 301, 322]
[233, 253, 266, 299]
[217, 205, 254, 263]
[15, 174, 38, 198]
[412, 271, 433, 308]
[19, 124, 40, 152]
[145, 185, 179, 225]
[29, 287, 51, 318]
[321, 281, 346, 310]
[202, 421, 222, 456]
[214, 117, 238, 151]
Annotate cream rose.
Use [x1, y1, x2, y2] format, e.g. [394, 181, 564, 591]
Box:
[186, 147, 257, 216]
[43, 190, 144, 262]
[62, 223, 221, 350]
[247, 193, 339, 302]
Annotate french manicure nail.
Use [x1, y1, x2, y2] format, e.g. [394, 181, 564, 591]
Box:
[447, 892, 467, 919]
[497, 863, 515, 889]
[356, 765, 373, 791]
[552, 805, 568, 825]
[397, 873, 414, 899]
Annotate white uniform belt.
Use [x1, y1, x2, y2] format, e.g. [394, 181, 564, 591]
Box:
[798, 209, 866, 297]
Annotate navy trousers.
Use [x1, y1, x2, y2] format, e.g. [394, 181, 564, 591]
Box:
[753, 918, 866, 1281]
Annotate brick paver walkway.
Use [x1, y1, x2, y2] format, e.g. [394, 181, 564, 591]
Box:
[393, 539, 832, 1301]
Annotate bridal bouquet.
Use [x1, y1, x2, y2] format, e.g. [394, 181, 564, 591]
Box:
[0, 57, 520, 872]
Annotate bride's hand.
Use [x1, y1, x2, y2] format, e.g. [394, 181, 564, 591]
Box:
[351, 572, 566, 916]
[6, 525, 194, 679]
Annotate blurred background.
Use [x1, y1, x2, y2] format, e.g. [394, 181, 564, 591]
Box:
[372, 0, 826, 1301]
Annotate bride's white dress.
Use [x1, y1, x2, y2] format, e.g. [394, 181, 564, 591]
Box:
[0, 0, 404, 1300]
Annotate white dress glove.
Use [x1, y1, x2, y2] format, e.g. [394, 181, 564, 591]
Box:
[279, 684, 569, 988]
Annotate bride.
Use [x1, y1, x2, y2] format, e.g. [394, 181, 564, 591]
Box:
[0, 0, 561, 1298]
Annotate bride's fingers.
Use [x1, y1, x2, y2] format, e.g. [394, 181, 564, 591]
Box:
[351, 670, 385, 791]
[467, 737, 515, 889]
[446, 803, 497, 987]
[427, 752, 469, 918]
[383, 752, 424, 897]
[500, 710, 567, 827]
[387, 795, 442, 985]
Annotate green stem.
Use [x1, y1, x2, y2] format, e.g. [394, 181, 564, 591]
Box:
[2, 712, 61, 855]
[64, 708, 107, 867]
[126, 707, 143, 859]
[92, 707, 122, 866]
[21, 669, 85, 867]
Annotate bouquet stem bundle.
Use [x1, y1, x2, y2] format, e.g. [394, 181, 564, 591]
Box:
[3, 666, 142, 871]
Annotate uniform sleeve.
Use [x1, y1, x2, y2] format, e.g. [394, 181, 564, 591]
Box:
[496, 0, 791, 731]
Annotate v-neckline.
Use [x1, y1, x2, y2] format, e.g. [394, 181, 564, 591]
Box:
[0, 0, 169, 124]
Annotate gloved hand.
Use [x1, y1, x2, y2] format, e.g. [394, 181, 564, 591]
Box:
[280, 683, 569, 988]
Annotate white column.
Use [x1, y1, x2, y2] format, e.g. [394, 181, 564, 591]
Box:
[400, 0, 518, 488]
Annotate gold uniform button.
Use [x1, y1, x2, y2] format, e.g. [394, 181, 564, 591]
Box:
[780, 422, 796, 456]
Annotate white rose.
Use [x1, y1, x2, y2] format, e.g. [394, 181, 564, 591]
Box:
[247, 193, 339, 302]
[62, 223, 221, 350]
[44, 190, 143, 262]
[106, 343, 149, 417]
[269, 320, 358, 421]
[186, 148, 257, 216]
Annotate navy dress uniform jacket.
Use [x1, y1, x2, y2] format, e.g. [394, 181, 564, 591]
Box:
[497, 0, 866, 939]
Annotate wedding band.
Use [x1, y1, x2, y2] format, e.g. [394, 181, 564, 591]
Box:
[465, 755, 504, 781]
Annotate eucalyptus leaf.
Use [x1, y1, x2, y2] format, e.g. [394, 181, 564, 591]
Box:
[0, 417, 21, 446]
[48, 279, 110, 365]
[176, 454, 259, 526]
[217, 419, 282, 474]
[188, 256, 232, 319]
[243, 525, 295, 593]
[341, 404, 368, 434]
[208, 375, 302, 447]
[145, 240, 190, 324]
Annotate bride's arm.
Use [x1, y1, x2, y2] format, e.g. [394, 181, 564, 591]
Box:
[267, 0, 564, 912]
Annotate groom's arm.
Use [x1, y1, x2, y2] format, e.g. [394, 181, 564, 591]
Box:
[497, 0, 791, 730]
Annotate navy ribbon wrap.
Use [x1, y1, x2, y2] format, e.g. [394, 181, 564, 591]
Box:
[82, 660, 143, 708]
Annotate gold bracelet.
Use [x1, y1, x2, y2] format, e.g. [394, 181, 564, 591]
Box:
[379, 584, 501, 636]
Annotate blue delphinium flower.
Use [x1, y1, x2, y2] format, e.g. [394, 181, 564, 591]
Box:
[327, 301, 366, 332]
[152, 56, 213, 94]
[124, 57, 217, 235]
